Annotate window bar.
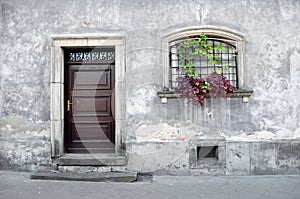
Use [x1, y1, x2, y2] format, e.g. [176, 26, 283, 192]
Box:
[169, 46, 172, 87]
[212, 40, 215, 71]
[177, 45, 180, 86]
[206, 41, 209, 77]
[221, 42, 224, 76]
[235, 49, 239, 89]
[227, 45, 231, 85]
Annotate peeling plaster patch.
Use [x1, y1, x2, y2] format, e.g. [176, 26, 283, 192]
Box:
[126, 141, 189, 173]
[0, 140, 51, 170]
[226, 131, 276, 141]
[290, 50, 300, 84]
[275, 129, 294, 139]
[226, 129, 300, 141]
[128, 84, 157, 115]
[1, 115, 24, 129]
[294, 128, 300, 138]
[82, 21, 91, 28]
[278, 0, 299, 21]
[250, 41, 300, 132]
[0, 115, 50, 140]
[23, 129, 50, 138]
[134, 121, 198, 142]
[126, 83, 161, 126]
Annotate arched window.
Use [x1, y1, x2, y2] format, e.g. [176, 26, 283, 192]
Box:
[169, 37, 238, 89]
[159, 27, 253, 103]
[162, 27, 246, 90]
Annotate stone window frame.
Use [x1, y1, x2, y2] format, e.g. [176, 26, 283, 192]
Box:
[50, 36, 126, 157]
[159, 27, 253, 103]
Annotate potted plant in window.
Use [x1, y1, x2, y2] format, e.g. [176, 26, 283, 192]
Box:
[174, 34, 236, 106]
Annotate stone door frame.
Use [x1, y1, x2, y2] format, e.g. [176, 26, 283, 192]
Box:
[50, 36, 126, 157]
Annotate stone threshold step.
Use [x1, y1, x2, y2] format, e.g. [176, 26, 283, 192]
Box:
[31, 171, 138, 183]
[55, 154, 126, 166]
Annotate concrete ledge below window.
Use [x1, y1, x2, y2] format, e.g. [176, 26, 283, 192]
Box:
[157, 89, 254, 103]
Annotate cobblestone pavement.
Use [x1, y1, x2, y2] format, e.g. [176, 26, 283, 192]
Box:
[1, 170, 300, 199]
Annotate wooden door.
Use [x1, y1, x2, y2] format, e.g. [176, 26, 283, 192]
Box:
[64, 48, 115, 153]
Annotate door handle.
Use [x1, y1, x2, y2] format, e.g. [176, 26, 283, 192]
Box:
[67, 100, 73, 112]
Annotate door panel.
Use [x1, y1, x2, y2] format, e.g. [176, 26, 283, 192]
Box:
[64, 48, 115, 154]
[71, 123, 112, 140]
[72, 67, 111, 90]
[72, 96, 111, 116]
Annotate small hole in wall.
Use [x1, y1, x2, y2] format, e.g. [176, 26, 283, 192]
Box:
[197, 146, 218, 159]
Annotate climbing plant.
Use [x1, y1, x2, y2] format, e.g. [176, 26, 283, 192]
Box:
[174, 34, 236, 106]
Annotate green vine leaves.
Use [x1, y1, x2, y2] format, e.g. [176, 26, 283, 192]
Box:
[174, 34, 237, 106]
[177, 34, 237, 78]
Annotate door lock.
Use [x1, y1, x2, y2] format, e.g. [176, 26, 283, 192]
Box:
[67, 100, 72, 112]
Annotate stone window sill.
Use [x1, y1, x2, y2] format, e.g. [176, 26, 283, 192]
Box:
[157, 89, 254, 104]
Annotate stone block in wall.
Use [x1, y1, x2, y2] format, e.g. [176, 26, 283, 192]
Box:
[50, 83, 62, 121]
[226, 142, 250, 175]
[277, 140, 300, 174]
[250, 140, 300, 175]
[126, 141, 189, 174]
[50, 120, 64, 156]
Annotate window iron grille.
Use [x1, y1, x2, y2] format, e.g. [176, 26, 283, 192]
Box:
[169, 37, 238, 89]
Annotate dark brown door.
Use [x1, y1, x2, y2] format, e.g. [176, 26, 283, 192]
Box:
[64, 48, 115, 153]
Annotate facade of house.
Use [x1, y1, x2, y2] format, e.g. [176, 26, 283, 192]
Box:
[0, 0, 300, 175]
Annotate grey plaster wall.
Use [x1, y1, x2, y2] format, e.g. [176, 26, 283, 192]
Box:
[0, 0, 300, 171]
[126, 139, 300, 175]
[226, 140, 300, 175]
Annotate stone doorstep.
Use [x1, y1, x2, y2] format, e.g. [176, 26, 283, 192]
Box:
[54, 154, 126, 166]
[57, 165, 127, 173]
[30, 171, 138, 183]
[58, 165, 112, 173]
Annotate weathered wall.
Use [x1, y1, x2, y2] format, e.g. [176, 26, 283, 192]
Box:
[0, 0, 300, 172]
[127, 139, 300, 175]
[125, 0, 300, 138]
